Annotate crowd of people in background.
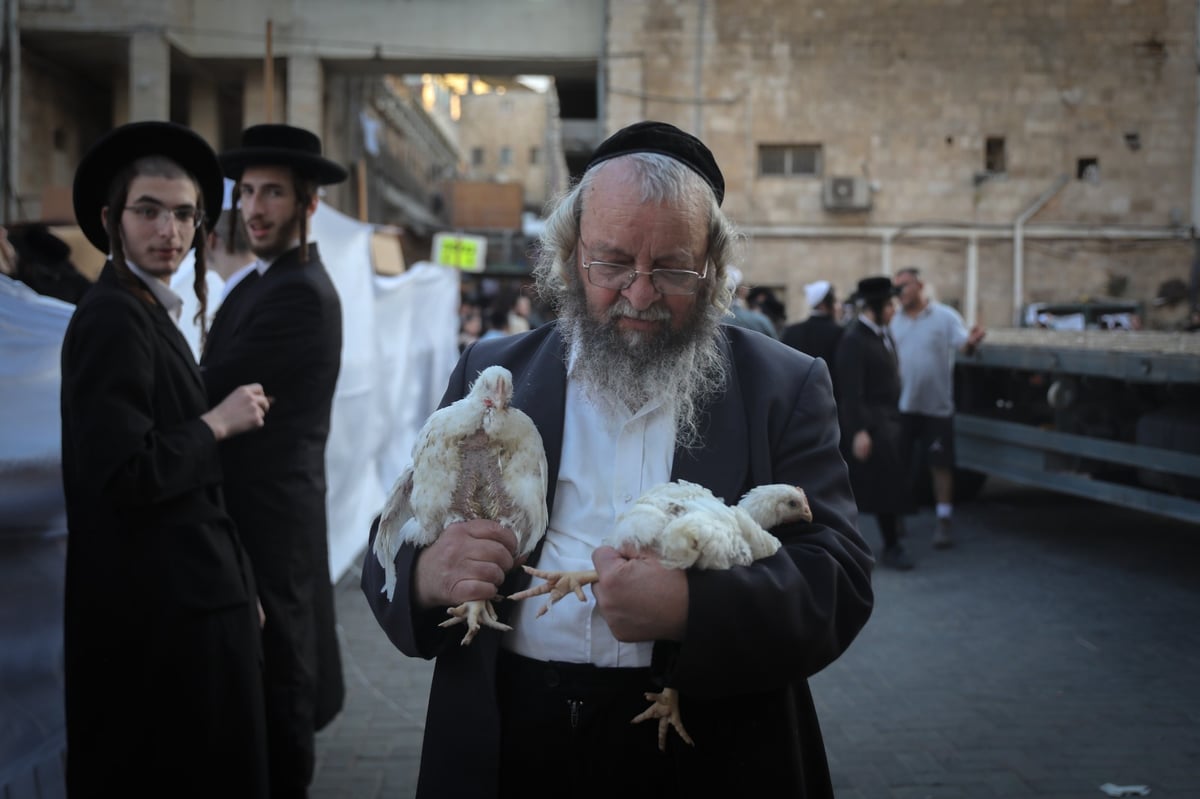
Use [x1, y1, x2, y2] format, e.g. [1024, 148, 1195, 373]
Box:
[780, 269, 985, 571]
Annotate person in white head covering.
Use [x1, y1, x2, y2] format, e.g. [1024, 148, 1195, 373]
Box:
[782, 279, 844, 380]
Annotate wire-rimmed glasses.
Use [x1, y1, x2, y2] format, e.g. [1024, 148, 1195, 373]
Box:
[583, 260, 708, 296]
[124, 204, 205, 230]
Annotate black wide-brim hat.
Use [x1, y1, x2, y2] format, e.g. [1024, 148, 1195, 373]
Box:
[219, 124, 348, 186]
[72, 121, 224, 254]
[586, 120, 725, 206]
[855, 275, 901, 301]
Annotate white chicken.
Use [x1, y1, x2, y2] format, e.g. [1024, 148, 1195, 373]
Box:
[510, 479, 812, 749]
[373, 365, 548, 645]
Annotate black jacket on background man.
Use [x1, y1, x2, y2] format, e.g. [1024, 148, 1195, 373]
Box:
[202, 243, 344, 793]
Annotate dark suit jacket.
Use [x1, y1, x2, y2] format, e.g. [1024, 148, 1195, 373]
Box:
[782, 314, 844, 375]
[201, 243, 345, 735]
[362, 322, 874, 798]
[833, 320, 910, 513]
[60, 263, 267, 795]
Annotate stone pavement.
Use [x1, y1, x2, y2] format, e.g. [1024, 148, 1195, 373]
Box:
[313, 480, 1200, 798]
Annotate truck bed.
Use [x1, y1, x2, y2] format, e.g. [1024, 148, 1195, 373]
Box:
[961, 329, 1200, 384]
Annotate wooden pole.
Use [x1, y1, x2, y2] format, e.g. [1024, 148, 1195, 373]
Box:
[357, 159, 369, 221]
[263, 19, 274, 123]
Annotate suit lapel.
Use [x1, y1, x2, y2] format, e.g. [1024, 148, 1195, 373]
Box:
[97, 263, 206, 390]
[153, 304, 206, 390]
[670, 333, 749, 504]
[511, 327, 750, 508]
[205, 268, 260, 359]
[510, 327, 568, 513]
[204, 242, 314, 360]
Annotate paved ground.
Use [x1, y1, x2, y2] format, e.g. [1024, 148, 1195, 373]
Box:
[313, 479, 1200, 798]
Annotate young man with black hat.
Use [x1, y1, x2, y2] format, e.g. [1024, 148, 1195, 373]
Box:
[834, 275, 915, 570]
[362, 120, 873, 798]
[61, 121, 272, 795]
[202, 123, 346, 798]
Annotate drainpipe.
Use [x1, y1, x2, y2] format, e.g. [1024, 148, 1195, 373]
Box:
[966, 233, 979, 328]
[880, 228, 895, 276]
[1191, 0, 1200, 310]
[3, 0, 18, 223]
[1012, 175, 1069, 326]
[692, 0, 706, 137]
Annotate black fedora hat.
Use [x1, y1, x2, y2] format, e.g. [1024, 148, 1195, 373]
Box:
[586, 120, 725, 206]
[72, 121, 224, 254]
[855, 275, 901, 302]
[219, 124, 348, 186]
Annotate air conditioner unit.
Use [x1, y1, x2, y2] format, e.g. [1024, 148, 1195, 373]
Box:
[822, 176, 872, 212]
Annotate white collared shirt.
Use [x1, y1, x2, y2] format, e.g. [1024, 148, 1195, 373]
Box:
[125, 260, 184, 327]
[502, 356, 675, 667]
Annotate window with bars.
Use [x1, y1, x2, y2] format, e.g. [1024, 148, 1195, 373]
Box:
[758, 144, 822, 177]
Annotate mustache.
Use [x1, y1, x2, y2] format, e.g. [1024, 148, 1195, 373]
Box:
[605, 299, 671, 323]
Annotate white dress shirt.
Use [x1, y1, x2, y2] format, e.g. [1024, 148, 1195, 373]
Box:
[502, 361, 675, 667]
[126, 260, 184, 327]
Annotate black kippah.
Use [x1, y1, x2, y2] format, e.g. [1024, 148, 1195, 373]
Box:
[585, 120, 725, 206]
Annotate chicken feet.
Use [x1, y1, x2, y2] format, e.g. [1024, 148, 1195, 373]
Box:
[438, 599, 511, 645]
[631, 687, 694, 751]
[508, 566, 599, 616]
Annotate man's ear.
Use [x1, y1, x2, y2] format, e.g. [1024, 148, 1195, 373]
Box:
[304, 191, 319, 218]
[101, 206, 109, 230]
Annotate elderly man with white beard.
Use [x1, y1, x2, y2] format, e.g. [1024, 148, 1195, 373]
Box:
[362, 120, 874, 799]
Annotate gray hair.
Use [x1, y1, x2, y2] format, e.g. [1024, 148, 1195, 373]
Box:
[532, 152, 739, 314]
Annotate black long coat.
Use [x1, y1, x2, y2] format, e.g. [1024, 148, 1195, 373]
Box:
[833, 320, 912, 513]
[60, 263, 268, 796]
[362, 323, 875, 798]
[781, 314, 844, 367]
[201, 243, 344, 789]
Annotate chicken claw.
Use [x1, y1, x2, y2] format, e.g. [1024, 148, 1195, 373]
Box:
[631, 687, 694, 751]
[438, 599, 512, 645]
[508, 566, 599, 616]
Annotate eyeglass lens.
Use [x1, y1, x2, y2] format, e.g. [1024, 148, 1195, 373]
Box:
[586, 262, 702, 295]
[126, 205, 202, 228]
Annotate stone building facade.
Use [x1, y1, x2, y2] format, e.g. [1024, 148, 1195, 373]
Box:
[458, 86, 567, 214]
[4, 0, 1196, 324]
[606, 0, 1195, 325]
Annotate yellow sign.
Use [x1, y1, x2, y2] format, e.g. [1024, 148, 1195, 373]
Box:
[432, 232, 487, 272]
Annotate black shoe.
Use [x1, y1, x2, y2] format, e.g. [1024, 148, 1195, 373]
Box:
[881, 546, 915, 571]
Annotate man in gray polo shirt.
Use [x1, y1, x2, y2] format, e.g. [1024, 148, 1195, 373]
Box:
[890, 267, 985, 548]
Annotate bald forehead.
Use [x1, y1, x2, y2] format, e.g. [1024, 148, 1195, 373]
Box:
[580, 164, 707, 266]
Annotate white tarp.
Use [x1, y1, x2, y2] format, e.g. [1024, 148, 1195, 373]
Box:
[0, 275, 72, 798]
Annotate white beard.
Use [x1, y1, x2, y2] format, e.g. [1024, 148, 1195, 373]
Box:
[557, 285, 727, 450]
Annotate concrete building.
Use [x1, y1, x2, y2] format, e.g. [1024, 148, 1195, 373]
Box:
[2, 0, 603, 227]
[3, 0, 1197, 324]
[459, 83, 568, 214]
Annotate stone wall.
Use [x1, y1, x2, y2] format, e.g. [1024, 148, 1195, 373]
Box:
[606, 0, 1195, 326]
